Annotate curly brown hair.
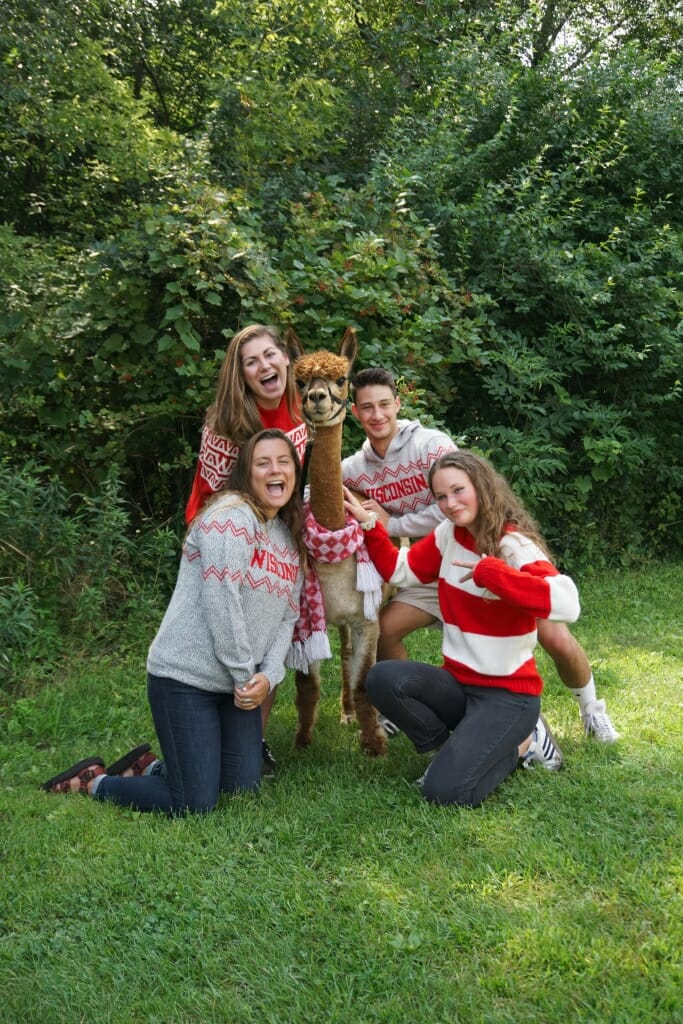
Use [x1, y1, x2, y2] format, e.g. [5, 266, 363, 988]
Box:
[427, 450, 550, 559]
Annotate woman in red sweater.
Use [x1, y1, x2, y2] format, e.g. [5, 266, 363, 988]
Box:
[343, 451, 580, 807]
[185, 323, 308, 525]
[185, 324, 308, 772]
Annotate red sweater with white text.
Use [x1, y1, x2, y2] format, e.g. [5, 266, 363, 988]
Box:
[363, 519, 580, 696]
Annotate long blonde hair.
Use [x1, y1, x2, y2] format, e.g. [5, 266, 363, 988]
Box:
[206, 324, 302, 442]
[428, 451, 550, 559]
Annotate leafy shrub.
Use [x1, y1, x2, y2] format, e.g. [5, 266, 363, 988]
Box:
[357, 47, 683, 568]
[0, 460, 178, 692]
[0, 10, 681, 573]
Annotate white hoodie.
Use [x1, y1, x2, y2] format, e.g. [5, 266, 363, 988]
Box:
[342, 419, 457, 539]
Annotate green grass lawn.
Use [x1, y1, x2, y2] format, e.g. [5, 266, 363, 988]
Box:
[1, 563, 682, 1024]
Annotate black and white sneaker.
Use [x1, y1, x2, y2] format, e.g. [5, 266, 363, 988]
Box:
[261, 739, 277, 776]
[521, 714, 563, 771]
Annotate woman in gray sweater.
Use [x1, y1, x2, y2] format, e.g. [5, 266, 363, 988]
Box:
[41, 429, 306, 814]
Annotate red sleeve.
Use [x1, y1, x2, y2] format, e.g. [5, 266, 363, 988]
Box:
[185, 463, 214, 525]
[362, 522, 400, 580]
[472, 557, 556, 618]
[364, 523, 443, 585]
[405, 531, 444, 584]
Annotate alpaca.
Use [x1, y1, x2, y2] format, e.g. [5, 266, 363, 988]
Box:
[287, 327, 387, 757]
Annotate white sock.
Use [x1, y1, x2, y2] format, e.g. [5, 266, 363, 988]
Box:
[569, 675, 597, 713]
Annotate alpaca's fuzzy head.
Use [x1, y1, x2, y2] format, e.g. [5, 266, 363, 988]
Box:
[294, 349, 351, 383]
[291, 328, 358, 430]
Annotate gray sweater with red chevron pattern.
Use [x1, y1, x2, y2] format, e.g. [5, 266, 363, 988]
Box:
[147, 495, 302, 693]
[342, 419, 457, 539]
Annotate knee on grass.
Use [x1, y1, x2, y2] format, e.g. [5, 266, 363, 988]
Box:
[421, 773, 482, 809]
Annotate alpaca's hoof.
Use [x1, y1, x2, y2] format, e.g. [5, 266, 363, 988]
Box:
[359, 732, 387, 758]
[293, 732, 312, 751]
[339, 712, 356, 726]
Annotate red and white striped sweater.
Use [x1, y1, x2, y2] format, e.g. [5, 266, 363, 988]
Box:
[364, 519, 580, 696]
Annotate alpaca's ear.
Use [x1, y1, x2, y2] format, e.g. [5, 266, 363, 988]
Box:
[284, 326, 304, 361]
[338, 327, 358, 368]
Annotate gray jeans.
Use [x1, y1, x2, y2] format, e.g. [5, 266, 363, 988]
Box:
[366, 660, 539, 808]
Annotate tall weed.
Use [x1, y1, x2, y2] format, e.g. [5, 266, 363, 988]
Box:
[0, 460, 178, 693]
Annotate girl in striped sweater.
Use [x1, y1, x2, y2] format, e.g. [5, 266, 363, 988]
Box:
[343, 451, 580, 807]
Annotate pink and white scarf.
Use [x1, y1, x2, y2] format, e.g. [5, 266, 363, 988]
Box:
[286, 504, 384, 673]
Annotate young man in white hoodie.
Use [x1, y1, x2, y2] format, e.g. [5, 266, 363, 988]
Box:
[341, 368, 619, 746]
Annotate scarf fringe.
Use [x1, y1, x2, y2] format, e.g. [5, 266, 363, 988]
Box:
[355, 559, 384, 619]
[286, 630, 332, 672]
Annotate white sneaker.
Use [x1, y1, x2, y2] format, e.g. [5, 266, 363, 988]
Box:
[581, 699, 620, 743]
[521, 713, 563, 771]
[378, 714, 401, 739]
[417, 754, 442, 790]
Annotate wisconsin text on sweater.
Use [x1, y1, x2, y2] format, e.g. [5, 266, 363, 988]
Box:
[363, 473, 427, 504]
[250, 548, 299, 581]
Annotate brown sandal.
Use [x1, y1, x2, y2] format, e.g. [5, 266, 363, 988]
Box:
[40, 758, 106, 794]
[104, 744, 154, 776]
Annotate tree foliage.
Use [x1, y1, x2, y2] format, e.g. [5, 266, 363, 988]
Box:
[1, 0, 681, 568]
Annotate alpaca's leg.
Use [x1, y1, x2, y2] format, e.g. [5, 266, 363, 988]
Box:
[355, 677, 388, 758]
[350, 623, 387, 758]
[339, 625, 355, 725]
[294, 665, 321, 749]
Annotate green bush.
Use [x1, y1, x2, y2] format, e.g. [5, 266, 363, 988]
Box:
[0, 8, 681, 570]
[357, 48, 683, 567]
[0, 461, 178, 692]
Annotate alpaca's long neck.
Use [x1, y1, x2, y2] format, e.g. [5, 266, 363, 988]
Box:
[307, 424, 345, 531]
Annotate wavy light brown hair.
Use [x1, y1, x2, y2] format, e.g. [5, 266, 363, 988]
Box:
[428, 450, 550, 560]
[206, 324, 302, 442]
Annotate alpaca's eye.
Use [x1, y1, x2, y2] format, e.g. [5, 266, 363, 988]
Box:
[295, 379, 305, 390]
[336, 377, 347, 387]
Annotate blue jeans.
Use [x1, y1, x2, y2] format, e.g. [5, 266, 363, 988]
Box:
[367, 660, 539, 808]
[94, 674, 263, 815]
